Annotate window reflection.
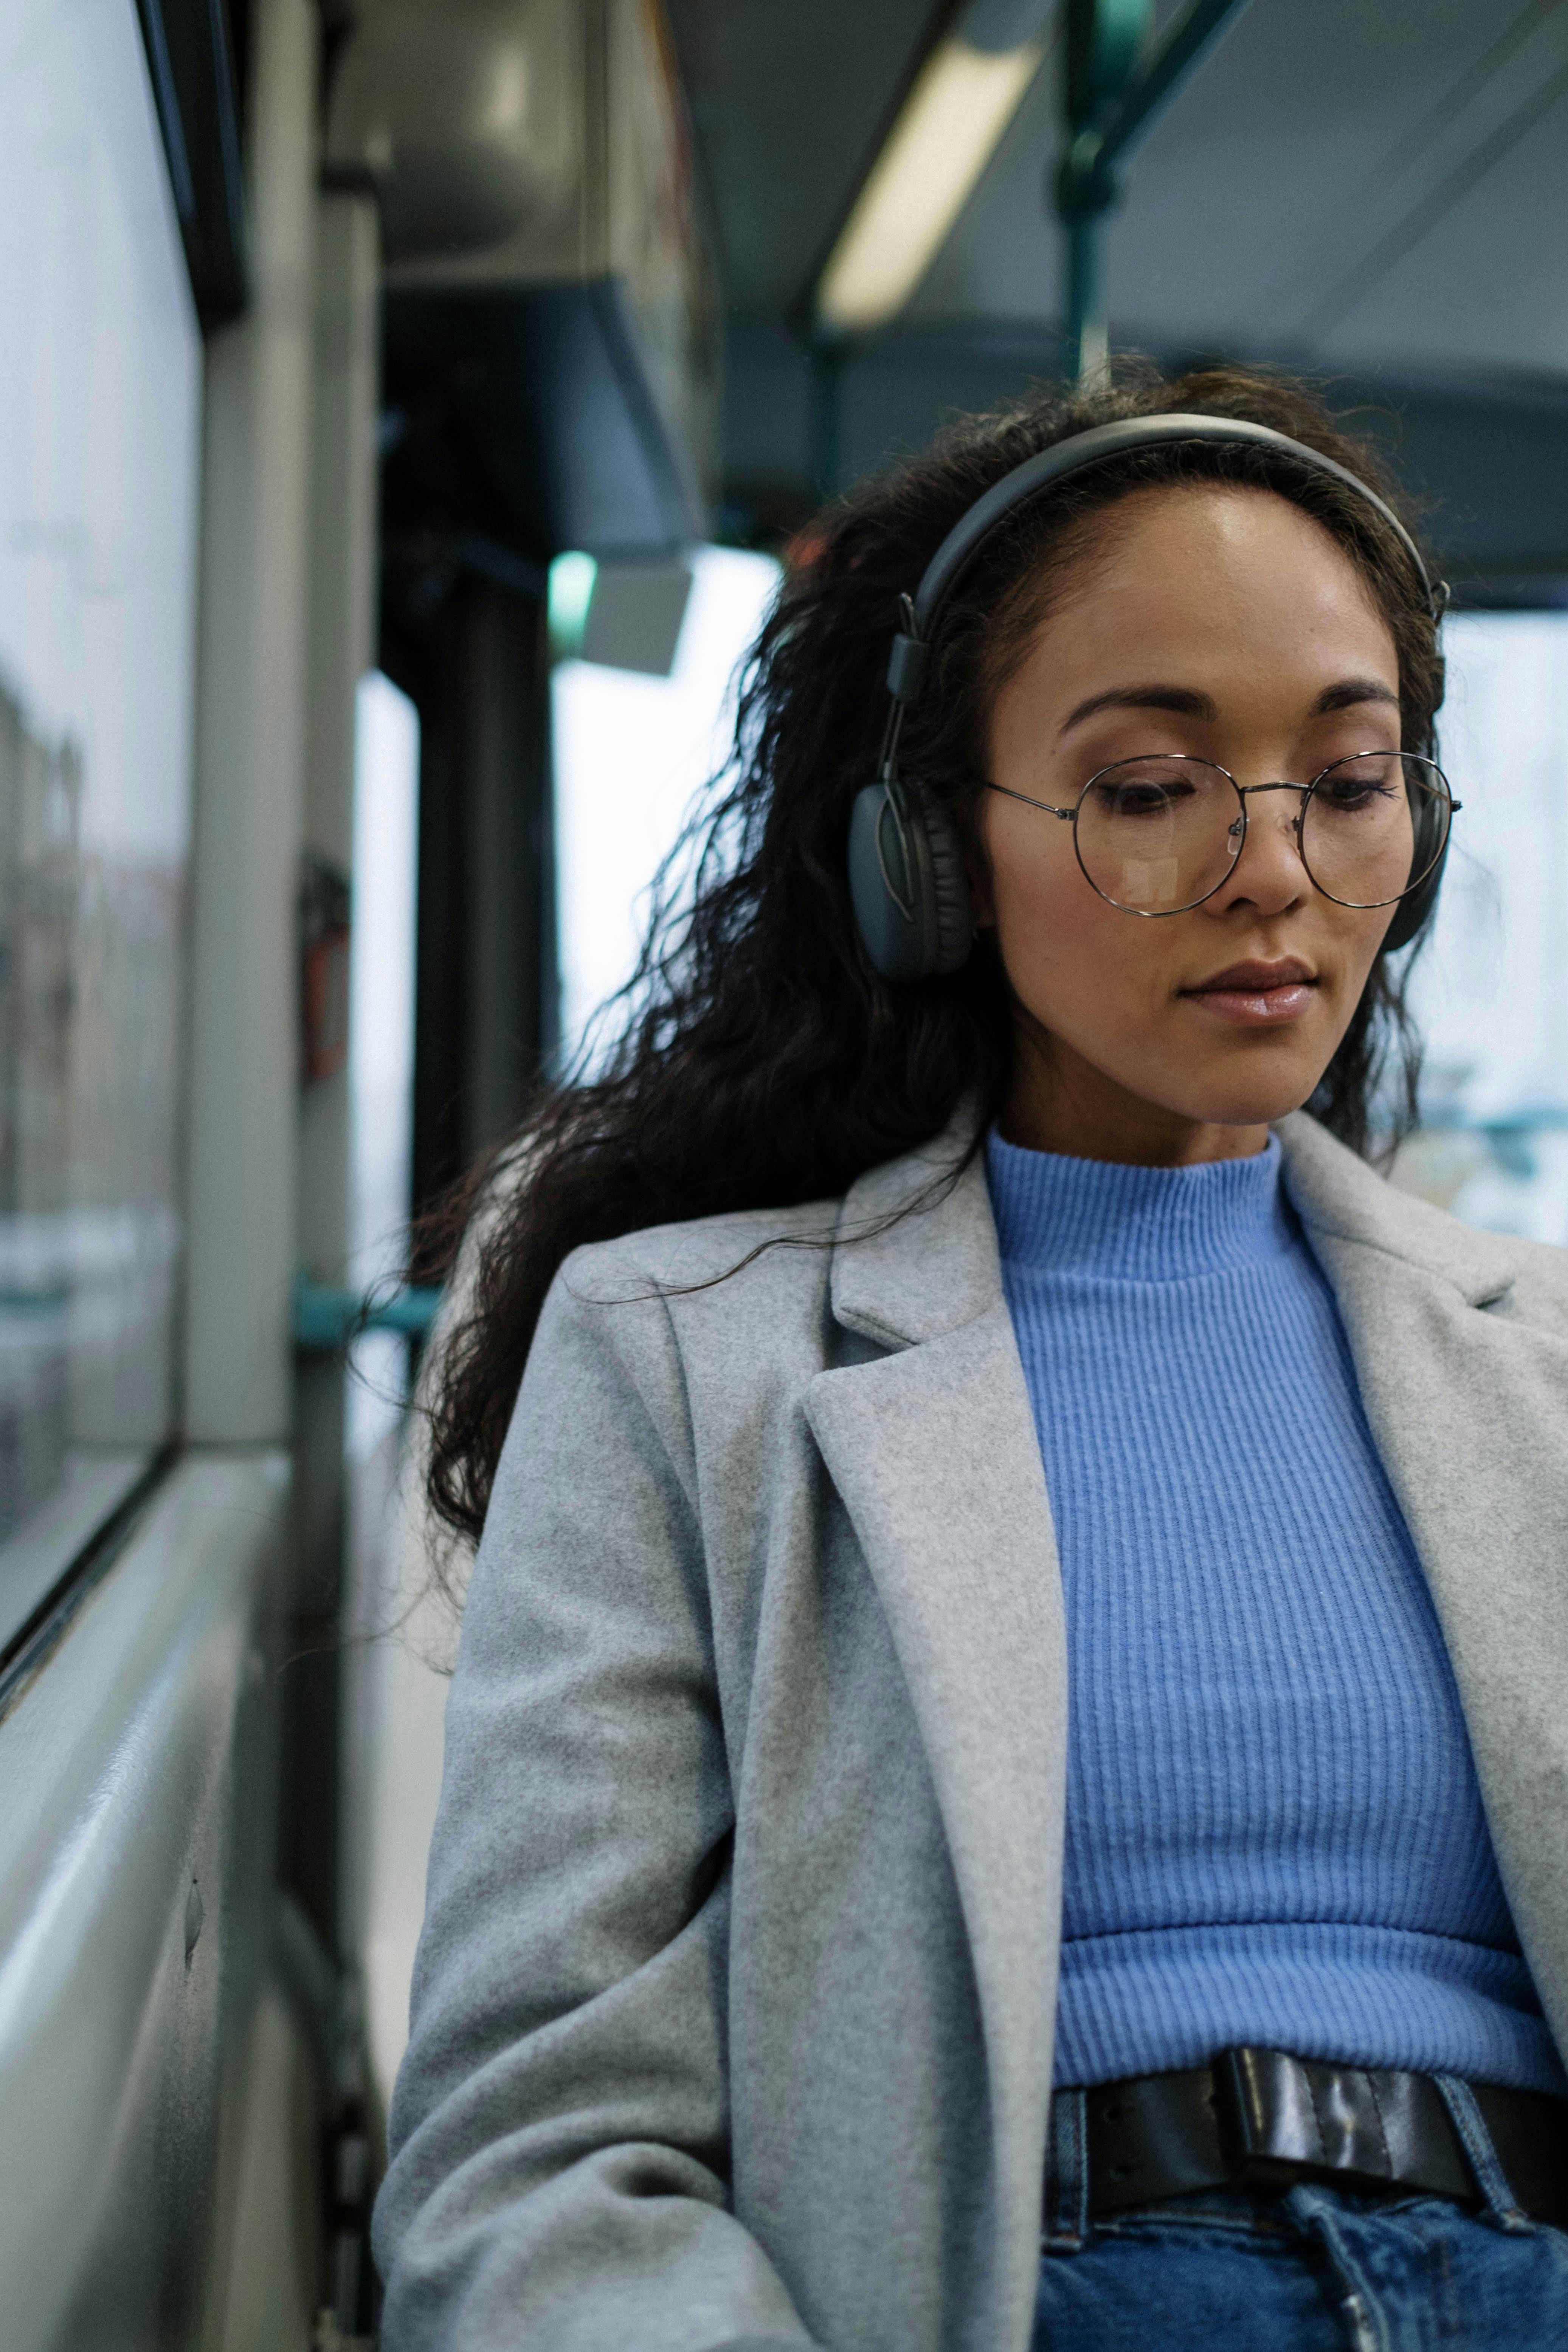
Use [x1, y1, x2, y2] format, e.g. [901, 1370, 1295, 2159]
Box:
[0, 8, 199, 1599]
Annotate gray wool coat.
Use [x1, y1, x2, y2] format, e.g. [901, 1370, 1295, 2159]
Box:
[374, 1109, 1568, 2352]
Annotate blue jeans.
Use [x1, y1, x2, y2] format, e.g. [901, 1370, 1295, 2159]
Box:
[1034, 2082, 1568, 2349]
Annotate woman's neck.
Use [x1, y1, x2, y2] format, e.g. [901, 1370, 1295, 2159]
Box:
[1000, 1026, 1273, 1168]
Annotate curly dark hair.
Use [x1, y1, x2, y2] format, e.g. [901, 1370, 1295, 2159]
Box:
[420, 360, 1442, 1547]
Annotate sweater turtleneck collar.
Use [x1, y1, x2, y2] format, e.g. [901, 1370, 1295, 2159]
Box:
[985, 1129, 1292, 1281]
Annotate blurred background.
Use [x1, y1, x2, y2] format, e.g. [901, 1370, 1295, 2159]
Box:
[2, 1, 1567, 2343]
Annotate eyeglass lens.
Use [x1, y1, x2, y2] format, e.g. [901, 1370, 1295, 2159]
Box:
[1072, 752, 1450, 916]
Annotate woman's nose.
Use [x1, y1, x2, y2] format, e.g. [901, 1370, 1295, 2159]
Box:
[1213, 790, 1309, 914]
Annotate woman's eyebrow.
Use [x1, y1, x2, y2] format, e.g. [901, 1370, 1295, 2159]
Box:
[1312, 677, 1400, 714]
[1058, 676, 1401, 737]
[1059, 685, 1218, 735]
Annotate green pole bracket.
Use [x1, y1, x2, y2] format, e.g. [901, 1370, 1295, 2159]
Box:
[1067, 0, 1154, 131]
[293, 1270, 444, 1354]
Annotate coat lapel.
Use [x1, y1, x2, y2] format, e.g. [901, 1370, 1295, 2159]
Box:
[803, 1124, 1066, 2352]
[1280, 1113, 1568, 2059]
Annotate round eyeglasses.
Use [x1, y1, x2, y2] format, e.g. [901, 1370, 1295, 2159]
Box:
[988, 751, 1458, 919]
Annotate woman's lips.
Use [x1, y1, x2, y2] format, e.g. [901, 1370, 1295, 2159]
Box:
[1180, 960, 1318, 1027]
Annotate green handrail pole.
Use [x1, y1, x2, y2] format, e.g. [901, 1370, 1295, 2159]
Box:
[1066, 212, 1104, 386]
[1093, 0, 1258, 180]
[1058, 0, 1150, 382]
[1055, 0, 1256, 386]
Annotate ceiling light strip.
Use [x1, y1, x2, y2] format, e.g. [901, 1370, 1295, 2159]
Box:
[816, 12, 1053, 335]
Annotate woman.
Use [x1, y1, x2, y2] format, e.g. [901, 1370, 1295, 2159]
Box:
[373, 365, 1568, 2352]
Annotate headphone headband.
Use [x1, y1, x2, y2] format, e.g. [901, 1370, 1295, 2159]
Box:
[883, 413, 1444, 715]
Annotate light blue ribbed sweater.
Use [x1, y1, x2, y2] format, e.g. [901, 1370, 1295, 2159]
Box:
[985, 1130, 1566, 2095]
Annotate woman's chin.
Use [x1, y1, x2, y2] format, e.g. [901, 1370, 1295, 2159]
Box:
[1148, 1067, 1327, 1135]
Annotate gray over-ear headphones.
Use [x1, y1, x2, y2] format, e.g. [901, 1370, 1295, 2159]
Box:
[847, 413, 1451, 982]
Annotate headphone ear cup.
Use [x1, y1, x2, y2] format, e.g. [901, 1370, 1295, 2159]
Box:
[921, 794, 974, 976]
[1380, 786, 1450, 955]
[848, 779, 973, 982]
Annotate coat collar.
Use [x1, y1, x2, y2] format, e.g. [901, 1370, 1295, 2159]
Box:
[829, 1103, 1525, 1347]
[1274, 1109, 1518, 1310]
[829, 1104, 998, 1349]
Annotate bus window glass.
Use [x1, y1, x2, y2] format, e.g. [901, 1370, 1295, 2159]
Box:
[0, 8, 200, 1607]
[1398, 611, 1568, 1241]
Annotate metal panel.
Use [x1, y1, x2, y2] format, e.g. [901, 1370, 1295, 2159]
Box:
[134, 0, 250, 326]
[383, 277, 702, 557]
[335, 0, 717, 557]
[405, 574, 555, 1208]
[0, 1450, 292, 2350]
[184, 0, 317, 1446]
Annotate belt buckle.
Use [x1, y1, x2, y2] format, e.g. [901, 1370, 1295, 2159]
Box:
[1214, 2047, 1397, 2194]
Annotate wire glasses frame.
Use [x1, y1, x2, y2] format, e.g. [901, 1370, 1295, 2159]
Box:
[986, 750, 1459, 919]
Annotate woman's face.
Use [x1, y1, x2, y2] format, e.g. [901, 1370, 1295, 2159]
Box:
[981, 484, 1404, 1165]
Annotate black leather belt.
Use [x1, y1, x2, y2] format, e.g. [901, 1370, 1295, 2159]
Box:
[1057, 2050, 1568, 2229]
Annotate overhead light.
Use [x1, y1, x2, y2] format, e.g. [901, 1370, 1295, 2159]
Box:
[816, 7, 1053, 335]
